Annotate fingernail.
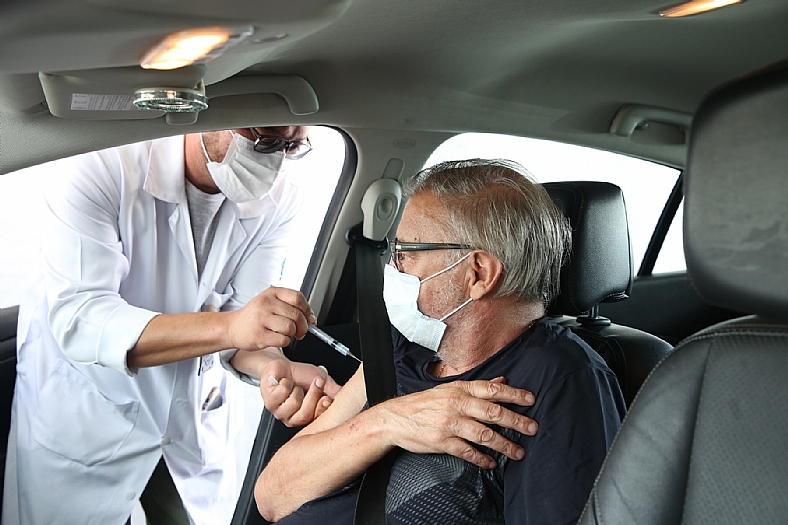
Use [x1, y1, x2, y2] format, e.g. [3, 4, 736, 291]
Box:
[268, 376, 279, 386]
[317, 365, 328, 376]
[322, 398, 331, 407]
[316, 377, 324, 388]
[525, 393, 535, 404]
[515, 448, 525, 460]
[527, 422, 538, 435]
[309, 313, 317, 324]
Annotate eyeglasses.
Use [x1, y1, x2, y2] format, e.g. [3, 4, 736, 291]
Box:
[250, 128, 313, 160]
[389, 237, 473, 271]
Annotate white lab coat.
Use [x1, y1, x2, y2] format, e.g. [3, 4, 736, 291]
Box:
[3, 136, 301, 525]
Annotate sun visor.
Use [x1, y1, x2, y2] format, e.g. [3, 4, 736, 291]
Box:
[0, 0, 348, 122]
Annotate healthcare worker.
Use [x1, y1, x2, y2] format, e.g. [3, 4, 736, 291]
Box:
[3, 126, 340, 525]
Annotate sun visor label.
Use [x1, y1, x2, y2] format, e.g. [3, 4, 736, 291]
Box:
[71, 94, 140, 111]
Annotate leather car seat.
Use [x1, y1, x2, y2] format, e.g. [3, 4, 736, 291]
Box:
[544, 181, 674, 407]
[0, 305, 19, 507]
[577, 62, 788, 524]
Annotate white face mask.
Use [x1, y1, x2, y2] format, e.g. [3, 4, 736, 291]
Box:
[383, 253, 472, 352]
[201, 131, 285, 203]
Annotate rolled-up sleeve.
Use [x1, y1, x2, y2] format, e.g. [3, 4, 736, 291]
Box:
[43, 151, 158, 375]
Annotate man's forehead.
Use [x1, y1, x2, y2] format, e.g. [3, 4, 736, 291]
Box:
[398, 192, 447, 240]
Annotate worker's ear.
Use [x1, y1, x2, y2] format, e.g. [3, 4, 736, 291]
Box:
[466, 250, 504, 300]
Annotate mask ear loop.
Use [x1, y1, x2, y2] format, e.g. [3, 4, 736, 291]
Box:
[420, 251, 472, 284]
[420, 251, 474, 322]
[199, 133, 212, 162]
[438, 297, 472, 322]
[201, 130, 237, 163]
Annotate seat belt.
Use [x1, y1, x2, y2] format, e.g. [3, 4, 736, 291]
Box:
[347, 224, 398, 525]
[347, 223, 398, 405]
[347, 179, 402, 525]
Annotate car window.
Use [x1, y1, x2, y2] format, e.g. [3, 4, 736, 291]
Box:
[0, 166, 49, 308]
[0, 126, 346, 308]
[0, 126, 347, 521]
[230, 125, 346, 502]
[425, 133, 685, 273]
[0, 126, 347, 520]
[653, 201, 684, 274]
[273, 126, 347, 288]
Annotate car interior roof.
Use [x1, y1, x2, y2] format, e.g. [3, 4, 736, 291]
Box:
[2, 0, 788, 174]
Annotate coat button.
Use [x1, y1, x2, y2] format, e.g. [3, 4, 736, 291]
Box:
[161, 437, 171, 446]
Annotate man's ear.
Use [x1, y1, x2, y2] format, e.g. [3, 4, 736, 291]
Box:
[466, 251, 504, 300]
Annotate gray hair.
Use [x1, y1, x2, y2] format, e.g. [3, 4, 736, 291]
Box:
[402, 158, 571, 306]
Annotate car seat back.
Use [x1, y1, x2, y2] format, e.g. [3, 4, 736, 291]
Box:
[0, 305, 19, 506]
[578, 61, 788, 525]
[544, 181, 673, 406]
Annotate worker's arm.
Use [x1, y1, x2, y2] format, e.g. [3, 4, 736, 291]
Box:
[129, 286, 342, 425]
[128, 286, 312, 368]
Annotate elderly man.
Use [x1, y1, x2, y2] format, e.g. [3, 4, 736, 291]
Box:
[255, 159, 627, 524]
[4, 126, 339, 525]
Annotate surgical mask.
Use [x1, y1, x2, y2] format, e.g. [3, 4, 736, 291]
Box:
[383, 253, 472, 352]
[201, 131, 285, 203]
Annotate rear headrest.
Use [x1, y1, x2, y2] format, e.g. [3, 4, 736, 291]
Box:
[544, 181, 633, 315]
[685, 62, 788, 322]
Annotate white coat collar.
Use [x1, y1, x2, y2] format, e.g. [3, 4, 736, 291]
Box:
[142, 135, 187, 204]
[142, 135, 276, 219]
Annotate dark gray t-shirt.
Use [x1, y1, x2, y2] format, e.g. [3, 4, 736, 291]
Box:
[276, 318, 626, 525]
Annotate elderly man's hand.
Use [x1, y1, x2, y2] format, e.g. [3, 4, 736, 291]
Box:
[371, 377, 537, 469]
[261, 356, 341, 427]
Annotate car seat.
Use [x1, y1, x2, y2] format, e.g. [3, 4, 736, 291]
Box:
[0, 305, 19, 506]
[544, 181, 674, 407]
[577, 62, 788, 524]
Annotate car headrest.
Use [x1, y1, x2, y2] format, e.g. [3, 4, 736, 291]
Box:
[544, 181, 633, 315]
[685, 61, 788, 322]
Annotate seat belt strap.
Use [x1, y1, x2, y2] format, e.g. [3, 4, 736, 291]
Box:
[353, 227, 398, 404]
[346, 223, 398, 525]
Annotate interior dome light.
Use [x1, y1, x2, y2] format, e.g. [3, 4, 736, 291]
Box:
[141, 27, 253, 70]
[133, 82, 208, 113]
[659, 0, 744, 18]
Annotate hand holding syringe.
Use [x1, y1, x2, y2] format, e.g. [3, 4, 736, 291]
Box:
[307, 325, 362, 362]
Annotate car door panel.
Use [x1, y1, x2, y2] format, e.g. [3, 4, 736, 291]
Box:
[599, 273, 742, 346]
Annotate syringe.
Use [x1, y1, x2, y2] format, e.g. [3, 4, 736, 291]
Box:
[307, 325, 362, 362]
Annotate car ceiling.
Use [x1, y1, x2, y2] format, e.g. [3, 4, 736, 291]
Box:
[2, 0, 788, 175]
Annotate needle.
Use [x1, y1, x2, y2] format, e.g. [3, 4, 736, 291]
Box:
[307, 325, 362, 362]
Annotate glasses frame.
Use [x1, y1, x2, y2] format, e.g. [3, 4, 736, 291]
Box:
[389, 237, 473, 271]
[249, 128, 313, 159]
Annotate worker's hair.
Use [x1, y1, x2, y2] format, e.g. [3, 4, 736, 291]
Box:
[403, 159, 571, 306]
